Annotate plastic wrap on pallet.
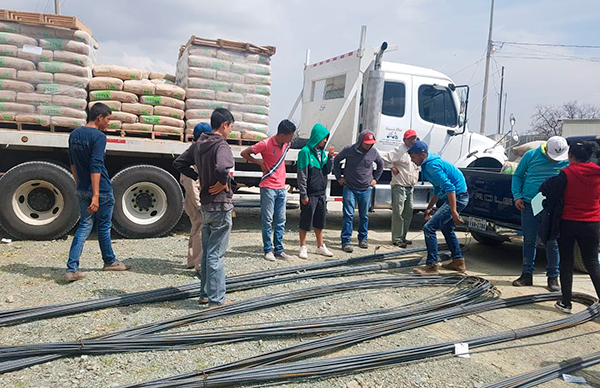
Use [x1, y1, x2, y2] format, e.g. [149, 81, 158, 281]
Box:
[38, 83, 87, 99]
[88, 100, 121, 111]
[122, 102, 154, 116]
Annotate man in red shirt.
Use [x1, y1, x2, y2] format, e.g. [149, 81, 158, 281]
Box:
[241, 120, 297, 261]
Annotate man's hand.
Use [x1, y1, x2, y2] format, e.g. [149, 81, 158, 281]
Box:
[370, 179, 377, 187]
[391, 167, 399, 176]
[88, 195, 99, 214]
[209, 181, 229, 195]
[424, 208, 432, 222]
[328, 146, 335, 157]
[258, 162, 268, 174]
[452, 211, 464, 225]
[338, 178, 346, 186]
[514, 198, 525, 211]
[301, 197, 309, 205]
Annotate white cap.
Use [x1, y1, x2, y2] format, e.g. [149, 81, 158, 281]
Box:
[546, 136, 569, 161]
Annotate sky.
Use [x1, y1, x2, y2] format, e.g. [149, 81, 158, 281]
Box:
[5, 0, 600, 136]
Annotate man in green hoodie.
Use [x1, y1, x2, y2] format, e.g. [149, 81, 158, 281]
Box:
[297, 124, 335, 259]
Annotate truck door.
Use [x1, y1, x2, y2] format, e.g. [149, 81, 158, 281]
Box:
[411, 77, 464, 163]
[375, 74, 412, 153]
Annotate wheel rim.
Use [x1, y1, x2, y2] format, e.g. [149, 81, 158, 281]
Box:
[121, 182, 168, 225]
[12, 180, 65, 226]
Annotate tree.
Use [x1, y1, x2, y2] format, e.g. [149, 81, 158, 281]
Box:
[530, 101, 600, 137]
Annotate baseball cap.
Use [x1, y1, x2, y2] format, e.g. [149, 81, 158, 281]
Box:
[408, 140, 429, 154]
[546, 136, 569, 161]
[403, 129, 417, 140]
[362, 132, 377, 145]
[193, 122, 212, 141]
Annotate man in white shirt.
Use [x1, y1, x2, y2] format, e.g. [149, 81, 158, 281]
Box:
[381, 129, 419, 248]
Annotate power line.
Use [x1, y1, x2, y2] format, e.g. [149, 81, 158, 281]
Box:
[496, 40, 600, 49]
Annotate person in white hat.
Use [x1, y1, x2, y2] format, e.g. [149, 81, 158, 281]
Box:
[511, 136, 569, 291]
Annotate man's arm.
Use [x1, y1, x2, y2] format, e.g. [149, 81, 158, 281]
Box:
[424, 193, 438, 221]
[333, 147, 348, 183]
[209, 144, 234, 195]
[173, 145, 199, 181]
[241, 145, 267, 174]
[297, 165, 309, 203]
[372, 153, 384, 182]
[511, 151, 530, 211]
[88, 136, 107, 214]
[323, 147, 334, 175]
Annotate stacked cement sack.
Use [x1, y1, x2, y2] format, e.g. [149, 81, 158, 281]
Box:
[0, 21, 95, 128]
[89, 65, 185, 136]
[176, 42, 272, 141]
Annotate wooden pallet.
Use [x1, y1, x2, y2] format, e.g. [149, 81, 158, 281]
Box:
[105, 129, 184, 142]
[0, 120, 75, 133]
[179, 35, 276, 58]
[0, 9, 93, 36]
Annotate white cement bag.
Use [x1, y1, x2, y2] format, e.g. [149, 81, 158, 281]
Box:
[230, 62, 270, 75]
[37, 83, 86, 99]
[53, 50, 90, 67]
[233, 121, 268, 134]
[122, 123, 153, 132]
[39, 39, 90, 56]
[187, 67, 217, 80]
[89, 90, 138, 103]
[110, 111, 139, 124]
[123, 79, 156, 95]
[229, 111, 244, 121]
[231, 83, 271, 96]
[17, 92, 52, 105]
[0, 112, 16, 120]
[122, 103, 153, 116]
[88, 100, 122, 112]
[17, 48, 53, 62]
[228, 130, 242, 140]
[107, 120, 122, 130]
[185, 119, 211, 130]
[15, 114, 50, 126]
[0, 56, 35, 71]
[243, 113, 269, 125]
[243, 94, 271, 106]
[155, 83, 186, 100]
[0, 44, 17, 57]
[215, 91, 244, 104]
[51, 116, 86, 128]
[0, 90, 16, 102]
[215, 49, 247, 63]
[228, 103, 269, 115]
[216, 71, 244, 83]
[38, 62, 91, 78]
[185, 109, 213, 120]
[52, 95, 87, 110]
[188, 55, 231, 71]
[0, 79, 34, 93]
[140, 115, 184, 128]
[0, 33, 37, 48]
[153, 125, 183, 135]
[140, 95, 185, 110]
[54, 73, 89, 88]
[93, 65, 145, 81]
[245, 74, 272, 85]
[149, 72, 175, 82]
[187, 46, 217, 57]
[242, 130, 269, 141]
[187, 77, 230, 91]
[0, 67, 16, 79]
[186, 88, 215, 100]
[37, 105, 87, 119]
[89, 77, 123, 91]
[153, 106, 184, 120]
[185, 99, 229, 110]
[17, 70, 53, 84]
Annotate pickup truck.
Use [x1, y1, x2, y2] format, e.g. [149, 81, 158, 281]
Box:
[458, 135, 600, 273]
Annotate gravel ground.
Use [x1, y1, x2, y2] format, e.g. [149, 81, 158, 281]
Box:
[1, 206, 600, 388]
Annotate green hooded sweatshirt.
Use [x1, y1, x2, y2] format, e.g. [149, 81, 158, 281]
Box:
[297, 124, 332, 200]
[297, 124, 330, 170]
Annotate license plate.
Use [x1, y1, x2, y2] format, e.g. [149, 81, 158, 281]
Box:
[467, 217, 487, 231]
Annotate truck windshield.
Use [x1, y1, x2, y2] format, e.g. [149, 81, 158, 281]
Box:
[418, 85, 457, 127]
[381, 81, 406, 117]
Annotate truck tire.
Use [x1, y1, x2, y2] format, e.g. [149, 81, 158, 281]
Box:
[574, 242, 593, 274]
[0, 161, 79, 240]
[471, 231, 505, 246]
[111, 165, 183, 239]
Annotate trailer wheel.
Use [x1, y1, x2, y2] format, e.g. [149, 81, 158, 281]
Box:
[0, 161, 79, 240]
[471, 231, 505, 246]
[573, 242, 594, 274]
[111, 165, 183, 239]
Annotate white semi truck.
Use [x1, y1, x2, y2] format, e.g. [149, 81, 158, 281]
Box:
[0, 27, 506, 241]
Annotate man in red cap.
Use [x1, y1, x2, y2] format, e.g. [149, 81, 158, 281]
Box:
[333, 130, 384, 252]
[381, 129, 419, 247]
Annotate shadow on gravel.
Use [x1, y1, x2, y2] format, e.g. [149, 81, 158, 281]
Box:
[0, 263, 67, 284]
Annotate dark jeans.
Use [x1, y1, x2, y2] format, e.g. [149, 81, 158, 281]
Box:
[341, 186, 372, 245]
[558, 220, 600, 306]
[67, 191, 116, 272]
[521, 202, 559, 277]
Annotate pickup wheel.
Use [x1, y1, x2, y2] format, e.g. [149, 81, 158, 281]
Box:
[111, 165, 183, 239]
[0, 161, 79, 240]
[573, 242, 591, 274]
[471, 231, 505, 246]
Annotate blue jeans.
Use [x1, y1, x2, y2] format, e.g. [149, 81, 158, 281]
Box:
[200, 209, 232, 305]
[521, 202, 559, 277]
[424, 192, 469, 265]
[67, 191, 116, 272]
[341, 186, 372, 245]
[260, 188, 286, 255]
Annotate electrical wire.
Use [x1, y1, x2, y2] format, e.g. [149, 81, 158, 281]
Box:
[497, 41, 600, 49]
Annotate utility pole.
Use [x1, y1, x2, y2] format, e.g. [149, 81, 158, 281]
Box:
[497, 65, 504, 134]
[54, 0, 61, 15]
[502, 92, 508, 134]
[479, 0, 495, 135]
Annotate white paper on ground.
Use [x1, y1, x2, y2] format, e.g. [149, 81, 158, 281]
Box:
[531, 191, 546, 216]
[22, 44, 43, 55]
[454, 342, 470, 358]
[562, 374, 587, 384]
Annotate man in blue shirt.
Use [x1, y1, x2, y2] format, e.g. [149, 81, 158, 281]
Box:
[408, 141, 469, 274]
[66, 103, 131, 282]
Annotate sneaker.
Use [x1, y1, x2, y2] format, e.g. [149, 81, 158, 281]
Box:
[103, 260, 131, 271]
[299, 246, 308, 260]
[342, 245, 354, 253]
[555, 300, 572, 314]
[198, 297, 209, 305]
[547, 277, 560, 292]
[512, 273, 533, 287]
[65, 271, 86, 282]
[317, 244, 334, 257]
[413, 264, 439, 275]
[264, 252, 276, 262]
[441, 258, 466, 273]
[276, 252, 295, 261]
[393, 241, 408, 248]
[209, 300, 233, 309]
[359, 240, 368, 249]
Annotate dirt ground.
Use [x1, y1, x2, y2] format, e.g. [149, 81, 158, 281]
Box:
[1, 204, 599, 388]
